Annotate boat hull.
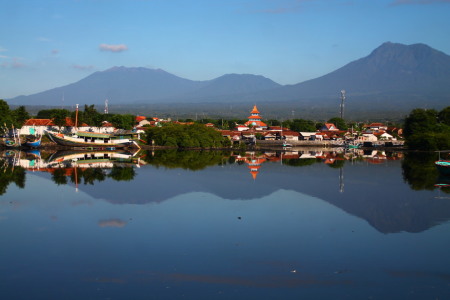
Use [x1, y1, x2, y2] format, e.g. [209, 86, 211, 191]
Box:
[46, 131, 131, 148]
[436, 161, 450, 176]
[23, 137, 41, 148]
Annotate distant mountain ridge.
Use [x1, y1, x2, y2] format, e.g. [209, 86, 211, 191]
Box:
[8, 42, 450, 112]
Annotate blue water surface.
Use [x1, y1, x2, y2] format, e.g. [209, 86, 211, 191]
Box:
[1, 157, 450, 300]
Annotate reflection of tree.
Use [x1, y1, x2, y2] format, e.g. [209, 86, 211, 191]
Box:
[52, 168, 68, 185]
[80, 168, 107, 185]
[402, 152, 439, 191]
[328, 159, 345, 169]
[143, 150, 230, 171]
[283, 158, 319, 167]
[108, 166, 135, 181]
[0, 162, 26, 195]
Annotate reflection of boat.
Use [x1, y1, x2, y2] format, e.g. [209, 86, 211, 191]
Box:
[282, 141, 292, 148]
[45, 130, 135, 149]
[47, 150, 141, 168]
[435, 160, 450, 176]
[346, 141, 361, 149]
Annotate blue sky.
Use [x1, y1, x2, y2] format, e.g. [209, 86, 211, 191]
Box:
[1, 0, 450, 99]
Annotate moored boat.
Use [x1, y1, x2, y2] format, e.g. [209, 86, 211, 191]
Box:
[45, 130, 135, 148]
[23, 135, 42, 148]
[435, 160, 450, 176]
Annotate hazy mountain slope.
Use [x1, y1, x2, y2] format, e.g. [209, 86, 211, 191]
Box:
[8, 42, 450, 111]
[278, 42, 450, 99]
[11, 67, 206, 105]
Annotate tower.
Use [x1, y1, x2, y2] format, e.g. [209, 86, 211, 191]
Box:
[104, 99, 109, 114]
[340, 90, 346, 119]
[244, 105, 267, 128]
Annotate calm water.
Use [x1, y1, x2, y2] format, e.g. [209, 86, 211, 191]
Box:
[1, 149, 449, 300]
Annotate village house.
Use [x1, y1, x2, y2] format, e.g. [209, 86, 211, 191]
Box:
[299, 132, 323, 141]
[20, 118, 115, 136]
[320, 123, 339, 131]
[365, 123, 388, 132]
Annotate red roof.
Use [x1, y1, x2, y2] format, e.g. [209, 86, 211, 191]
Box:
[136, 116, 146, 122]
[23, 118, 89, 127]
[23, 119, 53, 126]
[250, 105, 260, 114]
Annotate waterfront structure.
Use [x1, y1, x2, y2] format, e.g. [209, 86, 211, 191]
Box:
[244, 105, 267, 129]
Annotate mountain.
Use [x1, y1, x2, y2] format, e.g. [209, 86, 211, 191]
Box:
[8, 42, 450, 113]
[9, 68, 280, 106]
[279, 42, 450, 97]
[10, 67, 206, 105]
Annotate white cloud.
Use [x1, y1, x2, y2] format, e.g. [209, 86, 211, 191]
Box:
[72, 64, 95, 71]
[36, 37, 52, 42]
[99, 43, 128, 52]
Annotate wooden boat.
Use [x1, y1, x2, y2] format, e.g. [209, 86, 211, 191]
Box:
[23, 135, 42, 148]
[45, 130, 134, 148]
[435, 160, 450, 176]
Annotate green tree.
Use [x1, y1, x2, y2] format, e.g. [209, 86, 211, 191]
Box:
[111, 114, 135, 130]
[289, 119, 316, 132]
[438, 106, 450, 126]
[0, 99, 13, 128]
[403, 108, 450, 151]
[52, 110, 68, 132]
[403, 109, 438, 138]
[12, 106, 30, 127]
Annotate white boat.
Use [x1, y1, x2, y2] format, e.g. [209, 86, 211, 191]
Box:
[45, 130, 136, 149]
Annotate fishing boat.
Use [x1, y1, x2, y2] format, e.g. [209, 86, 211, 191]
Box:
[23, 135, 42, 148]
[44, 104, 139, 149]
[45, 130, 135, 148]
[345, 141, 362, 149]
[435, 160, 450, 176]
[435, 151, 450, 176]
[3, 124, 21, 148]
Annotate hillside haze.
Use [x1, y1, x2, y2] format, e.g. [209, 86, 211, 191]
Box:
[8, 42, 450, 115]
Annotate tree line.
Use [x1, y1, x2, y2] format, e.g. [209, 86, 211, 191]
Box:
[0, 100, 136, 131]
[404, 106, 450, 150]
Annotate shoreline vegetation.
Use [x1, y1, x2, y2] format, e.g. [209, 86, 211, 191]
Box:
[0, 99, 449, 151]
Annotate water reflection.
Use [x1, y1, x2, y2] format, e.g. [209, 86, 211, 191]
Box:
[2, 149, 450, 299]
[1, 148, 450, 234]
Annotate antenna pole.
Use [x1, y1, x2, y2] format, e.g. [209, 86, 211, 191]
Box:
[104, 99, 109, 114]
[340, 90, 346, 119]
